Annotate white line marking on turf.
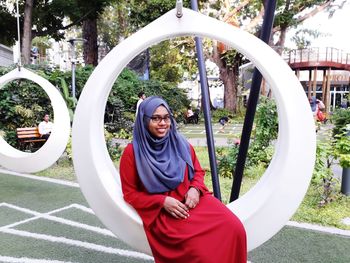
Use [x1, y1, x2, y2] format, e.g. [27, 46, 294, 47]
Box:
[70, 204, 94, 214]
[0, 256, 77, 263]
[0, 228, 153, 261]
[0, 168, 79, 188]
[0, 203, 114, 237]
[287, 221, 350, 237]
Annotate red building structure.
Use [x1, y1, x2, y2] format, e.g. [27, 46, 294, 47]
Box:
[287, 47, 350, 112]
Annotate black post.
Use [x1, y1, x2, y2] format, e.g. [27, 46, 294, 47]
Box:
[229, 0, 277, 202]
[341, 129, 350, 196]
[190, 0, 221, 200]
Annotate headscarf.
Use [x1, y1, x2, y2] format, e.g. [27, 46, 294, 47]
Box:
[132, 96, 194, 193]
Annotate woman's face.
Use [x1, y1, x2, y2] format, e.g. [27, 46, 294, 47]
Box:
[148, 106, 171, 138]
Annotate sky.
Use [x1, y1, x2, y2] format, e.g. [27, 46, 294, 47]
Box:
[286, 1, 350, 52]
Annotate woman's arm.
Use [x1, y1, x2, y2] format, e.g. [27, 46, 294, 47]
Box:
[119, 144, 166, 227]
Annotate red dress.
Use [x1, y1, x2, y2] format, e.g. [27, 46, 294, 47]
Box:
[120, 144, 247, 263]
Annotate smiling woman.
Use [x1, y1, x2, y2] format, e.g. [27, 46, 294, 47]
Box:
[120, 96, 247, 262]
[145, 106, 171, 138]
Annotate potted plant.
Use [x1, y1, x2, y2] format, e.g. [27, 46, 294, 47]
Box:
[334, 128, 350, 195]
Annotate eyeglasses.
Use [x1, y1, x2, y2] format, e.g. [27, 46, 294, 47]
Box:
[147, 114, 172, 124]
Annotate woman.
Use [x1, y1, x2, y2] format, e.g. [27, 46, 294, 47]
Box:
[120, 96, 246, 263]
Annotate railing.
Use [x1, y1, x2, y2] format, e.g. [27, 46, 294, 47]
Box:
[288, 47, 350, 66]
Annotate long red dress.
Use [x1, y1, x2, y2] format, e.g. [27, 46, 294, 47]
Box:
[119, 144, 247, 263]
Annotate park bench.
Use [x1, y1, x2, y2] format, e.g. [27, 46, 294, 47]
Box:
[16, 127, 46, 144]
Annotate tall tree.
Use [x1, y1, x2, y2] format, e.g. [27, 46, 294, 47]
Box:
[65, 0, 113, 65]
[0, 0, 114, 65]
[204, 0, 343, 112]
[22, 0, 34, 64]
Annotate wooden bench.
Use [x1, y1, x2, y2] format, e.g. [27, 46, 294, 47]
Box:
[16, 127, 46, 143]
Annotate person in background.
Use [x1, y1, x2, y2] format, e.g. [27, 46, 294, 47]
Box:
[218, 115, 231, 133]
[38, 113, 53, 140]
[119, 96, 246, 263]
[136, 91, 146, 116]
[186, 106, 194, 119]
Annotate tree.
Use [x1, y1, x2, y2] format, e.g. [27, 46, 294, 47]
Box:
[202, 0, 344, 112]
[66, 0, 114, 66]
[0, 3, 17, 46]
[22, 0, 34, 64]
[0, 0, 114, 65]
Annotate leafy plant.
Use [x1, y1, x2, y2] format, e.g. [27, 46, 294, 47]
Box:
[334, 129, 350, 168]
[331, 108, 350, 137]
[217, 145, 239, 179]
[216, 97, 278, 178]
[105, 130, 123, 161]
[58, 77, 77, 121]
[312, 137, 339, 207]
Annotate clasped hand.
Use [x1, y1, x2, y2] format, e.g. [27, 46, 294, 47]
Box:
[163, 187, 200, 219]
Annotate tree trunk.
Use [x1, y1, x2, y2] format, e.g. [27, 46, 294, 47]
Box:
[83, 18, 98, 66]
[220, 66, 238, 112]
[275, 25, 288, 54]
[22, 0, 34, 64]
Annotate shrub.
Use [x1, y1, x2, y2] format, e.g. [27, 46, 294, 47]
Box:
[331, 108, 350, 137]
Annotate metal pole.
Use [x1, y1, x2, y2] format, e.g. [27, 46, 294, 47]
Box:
[68, 38, 86, 99]
[71, 42, 76, 99]
[230, 0, 277, 202]
[341, 128, 350, 196]
[190, 0, 221, 200]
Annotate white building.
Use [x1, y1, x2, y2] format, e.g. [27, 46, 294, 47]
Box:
[0, 44, 14, 66]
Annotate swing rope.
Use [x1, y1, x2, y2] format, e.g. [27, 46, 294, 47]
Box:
[15, 0, 22, 70]
[176, 0, 183, 18]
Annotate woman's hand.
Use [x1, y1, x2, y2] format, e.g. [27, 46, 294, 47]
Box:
[163, 196, 189, 219]
[185, 187, 200, 209]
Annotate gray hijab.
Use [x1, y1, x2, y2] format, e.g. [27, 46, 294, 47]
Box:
[132, 96, 194, 193]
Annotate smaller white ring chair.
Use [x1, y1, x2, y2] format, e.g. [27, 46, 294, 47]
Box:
[0, 68, 71, 173]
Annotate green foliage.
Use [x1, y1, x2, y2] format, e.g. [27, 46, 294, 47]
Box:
[105, 130, 123, 161]
[217, 97, 278, 178]
[0, 4, 17, 45]
[149, 40, 185, 84]
[291, 29, 326, 49]
[58, 77, 77, 121]
[129, 0, 190, 28]
[331, 108, 350, 137]
[312, 135, 340, 206]
[216, 146, 239, 179]
[253, 97, 278, 148]
[114, 129, 133, 140]
[211, 108, 234, 122]
[334, 130, 350, 168]
[313, 140, 334, 185]
[246, 97, 278, 167]
[141, 80, 190, 120]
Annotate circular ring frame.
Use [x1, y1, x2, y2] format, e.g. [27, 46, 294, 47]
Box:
[0, 68, 70, 173]
[72, 8, 316, 254]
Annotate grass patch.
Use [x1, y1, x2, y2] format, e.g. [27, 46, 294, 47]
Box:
[35, 158, 76, 181]
[34, 146, 350, 230]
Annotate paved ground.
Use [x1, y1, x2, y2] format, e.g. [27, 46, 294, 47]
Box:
[1, 170, 350, 263]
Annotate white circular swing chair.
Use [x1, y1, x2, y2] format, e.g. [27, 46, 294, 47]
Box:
[0, 68, 70, 173]
[72, 6, 316, 255]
